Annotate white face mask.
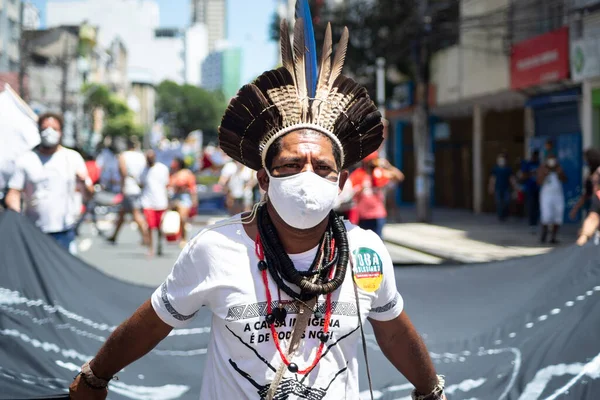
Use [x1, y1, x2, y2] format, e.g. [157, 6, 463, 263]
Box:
[547, 159, 557, 168]
[40, 127, 61, 148]
[497, 158, 506, 167]
[267, 171, 340, 230]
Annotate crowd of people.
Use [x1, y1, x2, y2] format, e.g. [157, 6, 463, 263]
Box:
[1, 112, 205, 256]
[489, 140, 600, 244]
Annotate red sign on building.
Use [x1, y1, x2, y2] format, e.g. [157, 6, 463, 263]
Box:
[510, 27, 570, 90]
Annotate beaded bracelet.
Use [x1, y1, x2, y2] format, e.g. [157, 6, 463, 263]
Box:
[411, 375, 445, 400]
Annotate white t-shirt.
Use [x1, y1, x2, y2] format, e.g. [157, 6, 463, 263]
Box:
[151, 218, 403, 399]
[541, 171, 563, 198]
[8, 148, 88, 233]
[140, 163, 170, 210]
[221, 162, 255, 200]
[122, 150, 146, 196]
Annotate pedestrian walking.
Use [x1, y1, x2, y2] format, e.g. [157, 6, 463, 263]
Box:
[488, 153, 516, 221]
[350, 152, 404, 238]
[219, 160, 257, 215]
[168, 158, 197, 246]
[68, 11, 446, 399]
[107, 137, 148, 245]
[140, 150, 170, 257]
[520, 150, 541, 233]
[576, 167, 600, 246]
[96, 137, 122, 194]
[538, 153, 567, 244]
[569, 148, 600, 221]
[75, 151, 102, 236]
[5, 113, 94, 253]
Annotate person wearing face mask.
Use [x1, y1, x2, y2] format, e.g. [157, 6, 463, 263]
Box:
[537, 153, 567, 244]
[488, 153, 516, 221]
[350, 151, 404, 237]
[5, 113, 94, 253]
[69, 11, 446, 400]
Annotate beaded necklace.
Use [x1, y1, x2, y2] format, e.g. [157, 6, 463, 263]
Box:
[255, 233, 335, 374]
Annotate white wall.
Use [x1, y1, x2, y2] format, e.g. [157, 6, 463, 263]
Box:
[152, 35, 185, 84]
[185, 23, 209, 86]
[431, 0, 510, 105]
[47, 0, 160, 83]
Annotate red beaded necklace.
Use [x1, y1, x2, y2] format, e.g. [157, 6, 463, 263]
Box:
[255, 233, 335, 375]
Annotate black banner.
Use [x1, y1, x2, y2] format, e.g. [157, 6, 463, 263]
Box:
[1, 210, 599, 399]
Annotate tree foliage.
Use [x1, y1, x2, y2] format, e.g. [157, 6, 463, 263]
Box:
[271, 0, 458, 96]
[156, 81, 226, 141]
[81, 83, 142, 138]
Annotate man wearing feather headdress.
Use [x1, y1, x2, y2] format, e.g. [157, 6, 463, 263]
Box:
[69, 2, 446, 399]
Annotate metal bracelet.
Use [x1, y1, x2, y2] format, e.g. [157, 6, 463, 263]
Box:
[411, 375, 445, 400]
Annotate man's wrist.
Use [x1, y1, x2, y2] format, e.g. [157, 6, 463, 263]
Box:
[411, 375, 445, 400]
[86, 360, 117, 385]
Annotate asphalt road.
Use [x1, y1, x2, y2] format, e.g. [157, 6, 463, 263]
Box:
[77, 216, 442, 287]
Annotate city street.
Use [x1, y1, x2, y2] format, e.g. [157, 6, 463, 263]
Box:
[76, 217, 443, 287]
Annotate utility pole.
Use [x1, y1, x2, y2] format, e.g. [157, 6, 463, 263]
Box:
[60, 34, 70, 115]
[412, 0, 432, 222]
[376, 57, 387, 158]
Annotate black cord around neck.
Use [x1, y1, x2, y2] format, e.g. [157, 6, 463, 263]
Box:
[256, 204, 349, 301]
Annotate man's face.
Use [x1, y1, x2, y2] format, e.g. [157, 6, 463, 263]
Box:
[41, 117, 61, 133]
[258, 130, 347, 191]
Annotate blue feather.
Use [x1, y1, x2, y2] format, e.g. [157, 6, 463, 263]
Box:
[295, 0, 318, 98]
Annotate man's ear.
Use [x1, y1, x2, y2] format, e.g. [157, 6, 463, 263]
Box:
[338, 170, 349, 192]
[257, 169, 269, 192]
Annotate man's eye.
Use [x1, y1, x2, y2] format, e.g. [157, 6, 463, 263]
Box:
[284, 164, 301, 169]
[317, 165, 332, 171]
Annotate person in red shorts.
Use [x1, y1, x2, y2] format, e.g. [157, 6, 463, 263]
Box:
[350, 152, 404, 238]
[140, 150, 170, 256]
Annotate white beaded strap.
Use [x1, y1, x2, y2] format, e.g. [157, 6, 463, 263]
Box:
[411, 375, 445, 400]
[260, 123, 345, 170]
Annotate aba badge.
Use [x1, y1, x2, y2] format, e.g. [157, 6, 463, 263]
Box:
[352, 248, 383, 292]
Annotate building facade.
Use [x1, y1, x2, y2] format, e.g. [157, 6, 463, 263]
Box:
[388, 0, 580, 217]
[0, 0, 21, 72]
[201, 43, 241, 98]
[571, 0, 600, 151]
[191, 0, 225, 50]
[47, 0, 160, 83]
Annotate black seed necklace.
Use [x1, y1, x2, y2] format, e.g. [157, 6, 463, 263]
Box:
[256, 204, 349, 302]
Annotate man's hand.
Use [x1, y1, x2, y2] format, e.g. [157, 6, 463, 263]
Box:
[577, 234, 589, 246]
[370, 312, 439, 396]
[69, 373, 108, 400]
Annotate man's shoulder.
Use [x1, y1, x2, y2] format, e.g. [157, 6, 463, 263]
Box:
[16, 150, 38, 164]
[344, 220, 385, 248]
[187, 217, 249, 255]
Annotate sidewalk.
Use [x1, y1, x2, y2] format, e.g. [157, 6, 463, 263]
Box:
[383, 207, 581, 263]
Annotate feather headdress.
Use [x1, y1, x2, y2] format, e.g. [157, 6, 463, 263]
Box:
[218, 0, 383, 171]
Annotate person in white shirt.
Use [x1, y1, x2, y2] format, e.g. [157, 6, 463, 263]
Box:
[69, 13, 446, 400]
[219, 160, 257, 215]
[537, 153, 567, 244]
[6, 113, 93, 253]
[140, 150, 170, 256]
[107, 137, 148, 245]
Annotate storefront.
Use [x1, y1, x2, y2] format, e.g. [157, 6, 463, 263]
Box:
[571, 10, 600, 150]
[512, 27, 582, 221]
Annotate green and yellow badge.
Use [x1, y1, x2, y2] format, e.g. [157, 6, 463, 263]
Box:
[352, 248, 383, 292]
